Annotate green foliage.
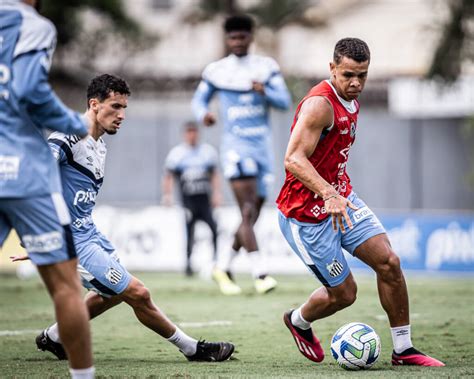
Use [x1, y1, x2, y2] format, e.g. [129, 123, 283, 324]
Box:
[428, 0, 474, 82]
[194, 0, 309, 29]
[41, 0, 141, 48]
[247, 0, 310, 29]
[0, 272, 473, 377]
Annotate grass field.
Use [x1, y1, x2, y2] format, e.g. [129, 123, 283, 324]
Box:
[0, 271, 473, 378]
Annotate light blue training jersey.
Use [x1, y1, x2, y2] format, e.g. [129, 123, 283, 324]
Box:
[0, 0, 88, 198]
[192, 53, 291, 150]
[48, 132, 111, 248]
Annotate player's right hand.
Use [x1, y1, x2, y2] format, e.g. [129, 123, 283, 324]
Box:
[10, 255, 29, 262]
[203, 112, 216, 126]
[324, 194, 358, 233]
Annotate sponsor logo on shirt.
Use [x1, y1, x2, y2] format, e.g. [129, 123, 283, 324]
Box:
[72, 216, 93, 229]
[73, 189, 97, 206]
[227, 104, 265, 121]
[310, 204, 327, 218]
[350, 121, 357, 137]
[0, 156, 20, 180]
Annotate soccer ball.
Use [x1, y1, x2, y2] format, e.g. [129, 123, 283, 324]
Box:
[330, 322, 381, 370]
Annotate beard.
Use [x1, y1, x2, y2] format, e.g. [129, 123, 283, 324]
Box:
[105, 128, 118, 135]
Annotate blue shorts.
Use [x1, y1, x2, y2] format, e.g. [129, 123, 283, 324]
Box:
[0, 193, 76, 266]
[76, 233, 131, 298]
[278, 192, 386, 287]
[221, 144, 273, 198]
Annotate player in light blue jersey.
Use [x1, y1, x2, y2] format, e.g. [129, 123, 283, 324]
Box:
[0, 1, 94, 377]
[192, 14, 291, 295]
[27, 74, 234, 363]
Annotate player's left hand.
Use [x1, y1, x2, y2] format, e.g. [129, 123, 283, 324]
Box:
[252, 81, 265, 95]
[10, 255, 29, 262]
[324, 194, 358, 233]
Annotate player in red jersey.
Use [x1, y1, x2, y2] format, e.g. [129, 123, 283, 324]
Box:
[277, 38, 444, 367]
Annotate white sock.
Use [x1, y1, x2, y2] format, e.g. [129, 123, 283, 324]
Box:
[291, 306, 311, 330]
[391, 325, 413, 354]
[167, 327, 198, 356]
[69, 367, 95, 379]
[46, 323, 61, 343]
[248, 250, 267, 279]
[217, 247, 239, 272]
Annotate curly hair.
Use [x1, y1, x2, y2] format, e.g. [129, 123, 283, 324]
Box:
[224, 14, 254, 33]
[86, 74, 131, 108]
[333, 38, 370, 64]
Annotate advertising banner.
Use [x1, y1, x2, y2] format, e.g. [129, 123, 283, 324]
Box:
[92, 206, 474, 275]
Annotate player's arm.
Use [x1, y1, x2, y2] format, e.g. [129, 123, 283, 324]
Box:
[284, 96, 357, 232]
[10, 255, 30, 262]
[255, 72, 291, 110]
[161, 171, 175, 206]
[12, 50, 88, 137]
[210, 168, 222, 208]
[191, 79, 217, 126]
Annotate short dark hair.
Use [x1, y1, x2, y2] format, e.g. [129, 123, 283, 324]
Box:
[183, 121, 198, 131]
[333, 38, 370, 64]
[224, 14, 254, 33]
[86, 74, 131, 108]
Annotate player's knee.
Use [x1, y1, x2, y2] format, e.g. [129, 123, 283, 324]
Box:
[329, 280, 357, 309]
[376, 250, 402, 282]
[125, 280, 151, 303]
[241, 202, 256, 222]
[337, 287, 357, 308]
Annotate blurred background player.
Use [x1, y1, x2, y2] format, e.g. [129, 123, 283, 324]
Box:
[162, 121, 221, 277]
[192, 14, 291, 295]
[0, 1, 95, 378]
[32, 74, 234, 363]
[277, 38, 444, 367]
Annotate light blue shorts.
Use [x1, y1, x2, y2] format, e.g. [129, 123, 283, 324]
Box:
[278, 192, 386, 287]
[221, 143, 273, 198]
[76, 233, 131, 298]
[0, 193, 76, 266]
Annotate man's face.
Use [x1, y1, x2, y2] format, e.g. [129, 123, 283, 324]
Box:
[184, 128, 199, 146]
[225, 31, 252, 57]
[330, 57, 369, 101]
[92, 92, 128, 135]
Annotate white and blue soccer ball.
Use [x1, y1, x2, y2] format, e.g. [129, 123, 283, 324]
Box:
[330, 322, 381, 370]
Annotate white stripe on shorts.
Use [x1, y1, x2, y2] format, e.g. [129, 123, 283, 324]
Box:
[51, 192, 71, 226]
[289, 222, 313, 265]
[77, 263, 94, 282]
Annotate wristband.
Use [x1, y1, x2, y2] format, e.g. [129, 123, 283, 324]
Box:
[323, 194, 338, 202]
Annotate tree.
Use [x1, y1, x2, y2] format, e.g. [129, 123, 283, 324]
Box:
[41, 0, 153, 75]
[427, 0, 474, 82]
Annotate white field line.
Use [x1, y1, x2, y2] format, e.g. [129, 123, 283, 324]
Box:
[0, 329, 41, 336]
[178, 320, 233, 328]
[0, 321, 233, 336]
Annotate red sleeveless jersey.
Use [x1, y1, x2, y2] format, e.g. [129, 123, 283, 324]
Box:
[276, 80, 360, 223]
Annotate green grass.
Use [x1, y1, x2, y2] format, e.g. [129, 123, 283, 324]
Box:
[0, 272, 473, 378]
